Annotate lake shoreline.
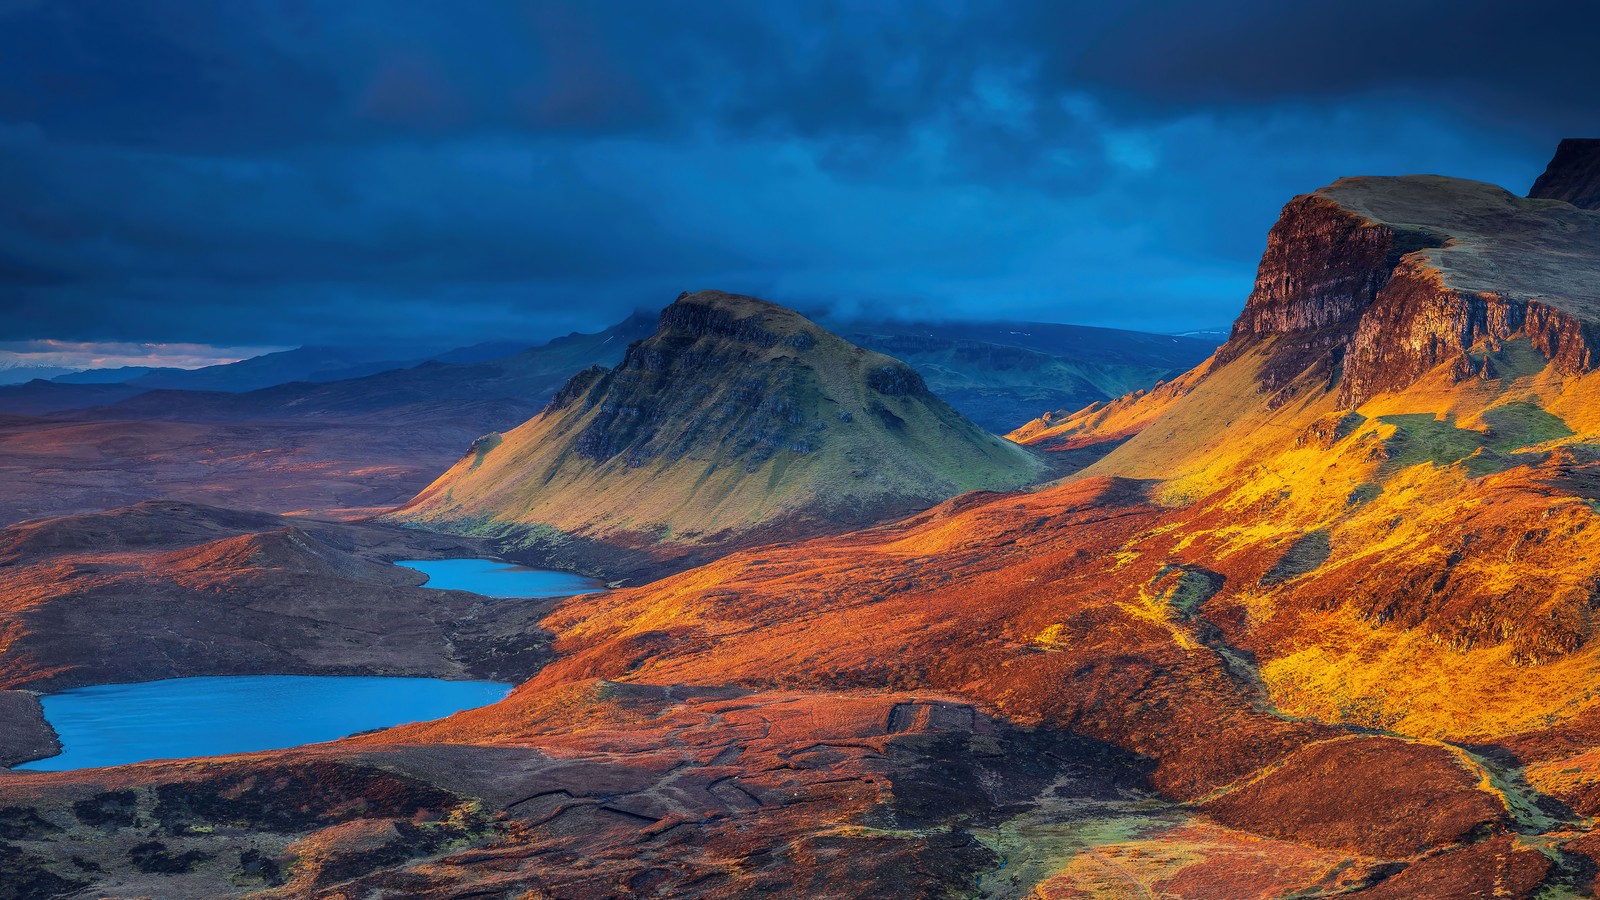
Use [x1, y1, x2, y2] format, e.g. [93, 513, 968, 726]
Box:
[14, 675, 512, 772]
[394, 557, 607, 599]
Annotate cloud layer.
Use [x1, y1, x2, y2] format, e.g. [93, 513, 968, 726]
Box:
[0, 0, 1587, 346]
[0, 339, 281, 372]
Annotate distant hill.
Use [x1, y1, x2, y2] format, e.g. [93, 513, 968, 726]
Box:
[835, 318, 1217, 432]
[51, 365, 182, 384]
[0, 380, 148, 416]
[80, 311, 656, 427]
[119, 345, 428, 392]
[393, 291, 1047, 574]
[48, 347, 427, 391]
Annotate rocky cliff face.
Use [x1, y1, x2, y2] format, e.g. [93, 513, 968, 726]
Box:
[1529, 138, 1600, 210]
[1341, 256, 1598, 404]
[393, 291, 1045, 573]
[1227, 194, 1440, 341]
[1219, 192, 1443, 404]
[1221, 164, 1600, 407]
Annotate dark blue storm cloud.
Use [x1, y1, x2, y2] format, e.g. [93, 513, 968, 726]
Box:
[0, 0, 1591, 346]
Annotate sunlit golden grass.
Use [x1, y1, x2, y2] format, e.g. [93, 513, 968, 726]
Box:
[1260, 606, 1600, 738]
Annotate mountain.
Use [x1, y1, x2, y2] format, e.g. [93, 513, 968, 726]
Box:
[335, 146, 1600, 894]
[51, 364, 182, 384]
[0, 380, 155, 417]
[833, 318, 1216, 432]
[430, 338, 550, 364]
[117, 345, 426, 393]
[394, 291, 1047, 574]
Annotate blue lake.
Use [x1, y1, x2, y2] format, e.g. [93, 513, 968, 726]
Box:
[16, 675, 512, 771]
[395, 557, 604, 598]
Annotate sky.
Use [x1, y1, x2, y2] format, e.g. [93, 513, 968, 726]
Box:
[0, 0, 1593, 367]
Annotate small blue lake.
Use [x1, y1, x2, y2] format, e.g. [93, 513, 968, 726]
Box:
[16, 675, 512, 771]
[395, 558, 604, 598]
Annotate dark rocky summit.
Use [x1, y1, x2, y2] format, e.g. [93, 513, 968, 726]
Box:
[1529, 137, 1600, 210]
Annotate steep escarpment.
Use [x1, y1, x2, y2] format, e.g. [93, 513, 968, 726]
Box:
[1327, 176, 1600, 404]
[393, 291, 1045, 573]
[1226, 192, 1441, 341]
[1016, 149, 1600, 456]
[1221, 174, 1600, 407]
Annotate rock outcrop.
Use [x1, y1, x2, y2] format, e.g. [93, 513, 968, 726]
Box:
[1529, 137, 1600, 210]
[392, 291, 1046, 573]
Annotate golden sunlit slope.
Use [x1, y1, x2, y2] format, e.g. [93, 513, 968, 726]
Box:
[392, 291, 1045, 571]
[997, 159, 1600, 823]
[446, 154, 1600, 894]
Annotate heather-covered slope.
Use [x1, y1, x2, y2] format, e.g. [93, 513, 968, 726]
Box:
[394, 291, 1046, 571]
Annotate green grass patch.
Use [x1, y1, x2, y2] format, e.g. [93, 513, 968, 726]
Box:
[1346, 482, 1382, 507]
[1379, 414, 1484, 469]
[1151, 564, 1222, 617]
[1376, 403, 1569, 479]
[1261, 530, 1331, 586]
[1482, 401, 1574, 453]
[468, 433, 503, 469]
